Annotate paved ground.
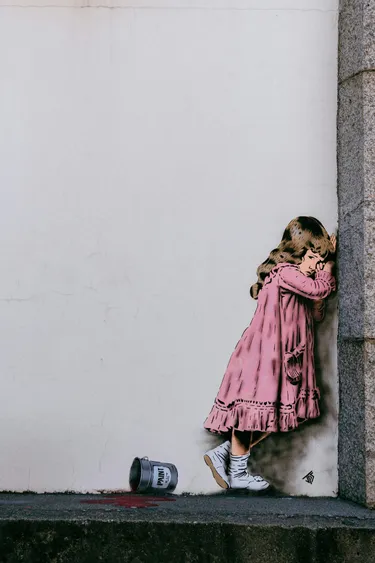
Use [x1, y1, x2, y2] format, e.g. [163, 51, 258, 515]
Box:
[1, 494, 375, 562]
[0, 493, 374, 527]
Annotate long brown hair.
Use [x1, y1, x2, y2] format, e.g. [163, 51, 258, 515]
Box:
[250, 216, 335, 299]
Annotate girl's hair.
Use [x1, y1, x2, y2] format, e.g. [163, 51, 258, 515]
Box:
[250, 216, 335, 299]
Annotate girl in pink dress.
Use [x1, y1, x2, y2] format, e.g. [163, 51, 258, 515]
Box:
[203, 217, 336, 492]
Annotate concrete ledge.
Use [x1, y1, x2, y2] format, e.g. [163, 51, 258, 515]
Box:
[0, 494, 375, 562]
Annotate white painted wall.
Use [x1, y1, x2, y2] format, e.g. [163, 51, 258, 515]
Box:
[0, 0, 339, 495]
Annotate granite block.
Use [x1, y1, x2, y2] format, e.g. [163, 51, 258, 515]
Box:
[339, 0, 375, 82]
[338, 339, 366, 504]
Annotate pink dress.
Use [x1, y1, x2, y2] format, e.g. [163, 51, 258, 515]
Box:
[204, 264, 336, 434]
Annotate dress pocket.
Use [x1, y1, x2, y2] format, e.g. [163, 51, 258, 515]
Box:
[284, 343, 305, 385]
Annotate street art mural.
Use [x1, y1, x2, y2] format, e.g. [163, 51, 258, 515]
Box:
[0, 0, 339, 497]
[203, 217, 337, 492]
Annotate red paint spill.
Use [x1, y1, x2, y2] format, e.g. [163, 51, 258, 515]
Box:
[81, 495, 176, 509]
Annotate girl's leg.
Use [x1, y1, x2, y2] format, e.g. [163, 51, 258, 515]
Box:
[231, 430, 251, 455]
[250, 432, 270, 448]
[228, 428, 270, 491]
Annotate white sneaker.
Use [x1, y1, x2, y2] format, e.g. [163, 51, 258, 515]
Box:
[204, 441, 231, 489]
[229, 473, 270, 492]
[228, 452, 270, 492]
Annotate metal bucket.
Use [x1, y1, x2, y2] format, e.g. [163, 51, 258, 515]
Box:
[129, 457, 178, 493]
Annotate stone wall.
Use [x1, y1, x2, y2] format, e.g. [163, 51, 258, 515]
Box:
[338, 0, 375, 507]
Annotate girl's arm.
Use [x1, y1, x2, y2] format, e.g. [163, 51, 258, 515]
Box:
[278, 265, 336, 300]
[311, 299, 325, 322]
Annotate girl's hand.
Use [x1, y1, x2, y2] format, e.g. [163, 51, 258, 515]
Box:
[330, 234, 337, 253]
[316, 262, 324, 271]
[323, 261, 335, 273]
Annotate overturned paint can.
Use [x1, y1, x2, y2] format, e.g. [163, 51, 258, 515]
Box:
[129, 457, 178, 493]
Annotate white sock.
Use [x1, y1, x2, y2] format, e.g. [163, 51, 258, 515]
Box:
[228, 453, 250, 479]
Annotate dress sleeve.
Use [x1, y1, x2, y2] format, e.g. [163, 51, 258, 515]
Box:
[278, 266, 336, 300]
